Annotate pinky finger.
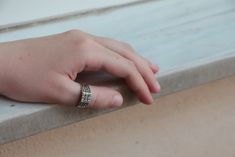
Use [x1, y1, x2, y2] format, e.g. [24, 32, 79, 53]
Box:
[141, 56, 159, 74]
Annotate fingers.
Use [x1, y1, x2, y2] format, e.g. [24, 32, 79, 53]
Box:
[55, 77, 123, 109]
[83, 32, 159, 73]
[60, 31, 160, 105]
[140, 56, 160, 74]
[93, 36, 160, 93]
[84, 42, 153, 104]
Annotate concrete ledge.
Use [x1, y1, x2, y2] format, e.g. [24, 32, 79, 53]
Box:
[1, 0, 235, 144]
[1, 53, 235, 144]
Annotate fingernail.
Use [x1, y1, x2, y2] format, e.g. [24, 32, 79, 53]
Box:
[156, 81, 161, 92]
[112, 95, 123, 107]
[151, 63, 159, 73]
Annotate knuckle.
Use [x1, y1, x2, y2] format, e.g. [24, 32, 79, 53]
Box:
[127, 60, 136, 68]
[64, 29, 94, 50]
[122, 42, 135, 51]
[63, 30, 83, 48]
[124, 60, 137, 78]
[121, 42, 136, 58]
[69, 39, 95, 62]
[64, 29, 81, 37]
[79, 37, 94, 49]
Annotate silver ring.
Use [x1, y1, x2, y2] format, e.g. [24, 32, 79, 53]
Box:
[76, 84, 92, 108]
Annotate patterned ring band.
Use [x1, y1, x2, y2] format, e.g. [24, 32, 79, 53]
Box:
[76, 84, 92, 108]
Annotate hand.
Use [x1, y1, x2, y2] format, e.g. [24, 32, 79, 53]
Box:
[0, 30, 160, 109]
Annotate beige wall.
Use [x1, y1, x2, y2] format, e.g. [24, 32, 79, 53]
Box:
[1, 76, 235, 157]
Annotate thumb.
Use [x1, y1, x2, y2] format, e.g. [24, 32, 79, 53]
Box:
[57, 77, 123, 109]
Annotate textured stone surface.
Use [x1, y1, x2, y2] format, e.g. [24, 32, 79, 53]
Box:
[0, 0, 235, 144]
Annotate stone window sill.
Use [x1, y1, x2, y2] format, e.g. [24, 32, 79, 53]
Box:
[0, 0, 235, 144]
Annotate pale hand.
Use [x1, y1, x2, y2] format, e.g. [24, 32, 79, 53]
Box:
[0, 30, 160, 109]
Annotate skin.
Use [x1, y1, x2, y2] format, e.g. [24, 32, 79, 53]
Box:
[0, 29, 160, 109]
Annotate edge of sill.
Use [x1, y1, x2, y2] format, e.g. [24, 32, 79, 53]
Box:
[1, 52, 235, 145]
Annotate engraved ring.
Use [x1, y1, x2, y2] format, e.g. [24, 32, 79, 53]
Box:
[76, 84, 92, 108]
